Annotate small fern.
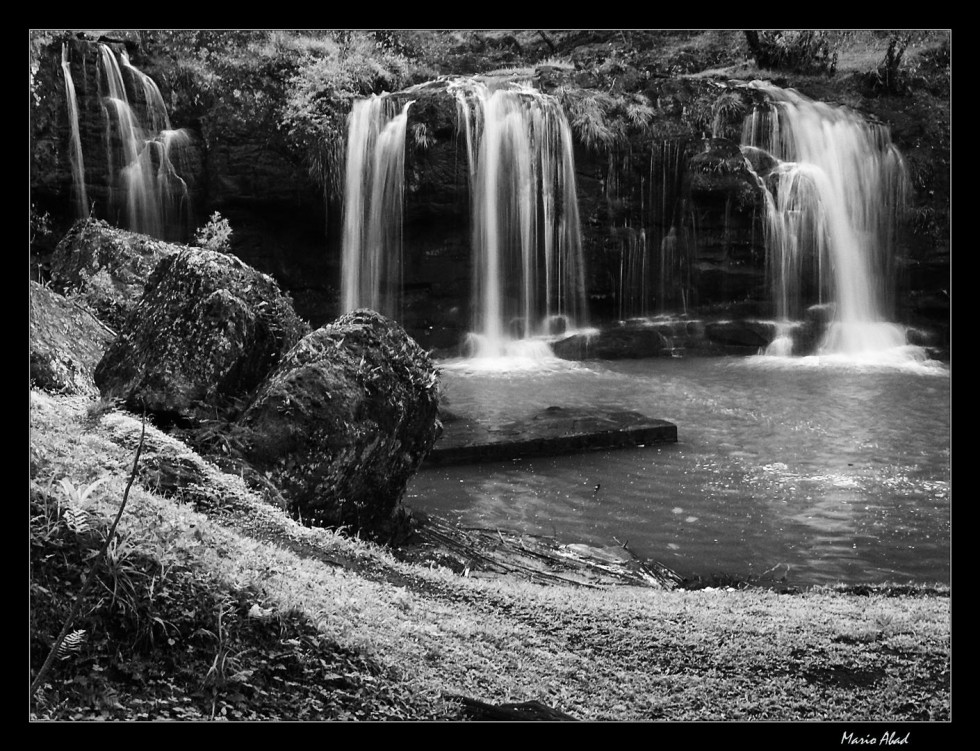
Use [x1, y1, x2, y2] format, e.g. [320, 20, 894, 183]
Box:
[57, 477, 108, 534]
[63, 504, 93, 534]
[57, 629, 87, 659]
[412, 122, 434, 150]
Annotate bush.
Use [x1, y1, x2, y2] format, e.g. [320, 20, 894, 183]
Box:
[193, 212, 233, 253]
[864, 34, 950, 96]
[745, 31, 838, 76]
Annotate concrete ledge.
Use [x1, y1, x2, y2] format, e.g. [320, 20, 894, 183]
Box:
[424, 406, 677, 467]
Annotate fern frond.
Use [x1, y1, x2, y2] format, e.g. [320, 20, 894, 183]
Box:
[57, 629, 87, 659]
[64, 505, 94, 534]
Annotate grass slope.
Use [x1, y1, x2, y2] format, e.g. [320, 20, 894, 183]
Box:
[29, 390, 950, 725]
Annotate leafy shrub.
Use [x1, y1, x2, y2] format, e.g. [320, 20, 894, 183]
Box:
[745, 30, 838, 76]
[556, 88, 659, 152]
[193, 212, 233, 253]
[31, 203, 53, 244]
[864, 33, 950, 96]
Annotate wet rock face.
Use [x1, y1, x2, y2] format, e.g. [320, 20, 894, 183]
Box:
[29, 280, 114, 397]
[551, 327, 673, 360]
[50, 218, 185, 331]
[94, 248, 309, 424]
[237, 309, 442, 539]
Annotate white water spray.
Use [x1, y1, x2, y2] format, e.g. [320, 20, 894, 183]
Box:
[742, 82, 911, 356]
[340, 95, 413, 318]
[97, 44, 192, 240]
[61, 44, 89, 219]
[452, 80, 588, 359]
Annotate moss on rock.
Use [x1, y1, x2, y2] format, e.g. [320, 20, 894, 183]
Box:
[238, 309, 441, 539]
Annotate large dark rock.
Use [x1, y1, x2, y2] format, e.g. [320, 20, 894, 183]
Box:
[703, 320, 777, 350]
[236, 309, 441, 538]
[94, 248, 309, 424]
[29, 280, 114, 397]
[551, 326, 673, 360]
[427, 405, 676, 467]
[685, 137, 768, 308]
[49, 218, 184, 331]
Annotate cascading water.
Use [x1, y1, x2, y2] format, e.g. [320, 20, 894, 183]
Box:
[618, 227, 649, 321]
[61, 43, 89, 220]
[452, 80, 588, 359]
[340, 95, 413, 319]
[97, 44, 192, 241]
[741, 82, 912, 357]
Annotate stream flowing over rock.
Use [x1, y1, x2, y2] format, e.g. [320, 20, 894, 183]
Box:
[236, 309, 442, 539]
[94, 248, 309, 424]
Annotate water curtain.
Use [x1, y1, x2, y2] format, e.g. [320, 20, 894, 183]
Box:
[97, 44, 191, 241]
[60, 43, 89, 220]
[453, 81, 588, 356]
[741, 82, 910, 354]
[340, 95, 413, 319]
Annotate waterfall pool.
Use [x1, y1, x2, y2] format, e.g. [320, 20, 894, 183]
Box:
[406, 351, 950, 588]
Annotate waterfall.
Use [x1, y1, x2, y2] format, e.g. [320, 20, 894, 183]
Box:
[655, 140, 689, 316]
[61, 43, 88, 219]
[97, 44, 191, 241]
[340, 95, 412, 319]
[618, 227, 649, 321]
[741, 82, 911, 356]
[452, 80, 588, 357]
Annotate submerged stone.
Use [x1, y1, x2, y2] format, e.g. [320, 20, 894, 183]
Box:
[426, 405, 676, 466]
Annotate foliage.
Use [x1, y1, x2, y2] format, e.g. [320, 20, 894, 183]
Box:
[193, 211, 233, 253]
[863, 33, 951, 96]
[29, 30, 61, 106]
[134, 31, 438, 204]
[745, 30, 839, 76]
[411, 122, 434, 150]
[711, 91, 748, 140]
[277, 32, 428, 200]
[31, 203, 54, 246]
[555, 88, 658, 152]
[867, 33, 914, 94]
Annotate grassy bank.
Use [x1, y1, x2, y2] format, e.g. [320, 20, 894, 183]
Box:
[29, 390, 950, 725]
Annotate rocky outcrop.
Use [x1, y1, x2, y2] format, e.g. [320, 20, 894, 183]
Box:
[703, 320, 777, 350]
[236, 309, 441, 538]
[29, 280, 114, 397]
[684, 137, 768, 310]
[49, 218, 185, 331]
[551, 326, 673, 360]
[94, 248, 309, 424]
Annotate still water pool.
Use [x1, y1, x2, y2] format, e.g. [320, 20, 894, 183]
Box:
[406, 351, 951, 587]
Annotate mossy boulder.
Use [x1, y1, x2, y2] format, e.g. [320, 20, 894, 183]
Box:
[49, 218, 184, 331]
[94, 248, 309, 424]
[29, 280, 114, 397]
[236, 309, 442, 539]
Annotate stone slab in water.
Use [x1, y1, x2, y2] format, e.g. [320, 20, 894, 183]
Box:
[425, 405, 677, 466]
